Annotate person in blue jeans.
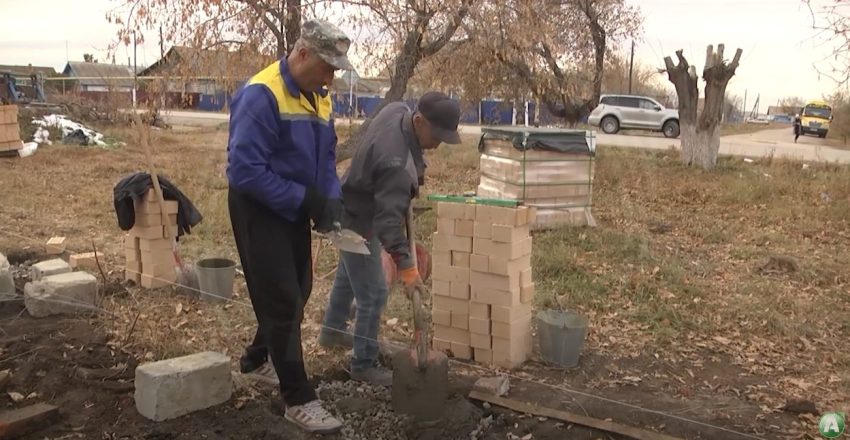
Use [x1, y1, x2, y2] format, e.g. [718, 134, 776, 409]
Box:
[319, 92, 462, 386]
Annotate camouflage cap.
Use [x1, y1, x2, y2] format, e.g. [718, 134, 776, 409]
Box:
[300, 19, 354, 71]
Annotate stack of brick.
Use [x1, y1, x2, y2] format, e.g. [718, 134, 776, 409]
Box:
[124, 190, 178, 288]
[0, 105, 23, 154]
[431, 200, 536, 369]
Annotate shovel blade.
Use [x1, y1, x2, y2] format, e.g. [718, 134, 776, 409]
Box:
[329, 229, 371, 255]
[391, 348, 448, 422]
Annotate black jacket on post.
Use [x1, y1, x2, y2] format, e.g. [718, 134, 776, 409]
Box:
[113, 172, 203, 239]
[340, 102, 425, 271]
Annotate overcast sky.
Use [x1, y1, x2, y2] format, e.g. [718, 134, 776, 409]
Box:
[0, 0, 845, 108]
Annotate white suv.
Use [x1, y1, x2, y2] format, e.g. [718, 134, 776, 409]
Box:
[588, 94, 680, 138]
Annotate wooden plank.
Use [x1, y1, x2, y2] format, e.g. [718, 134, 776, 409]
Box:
[0, 403, 59, 439]
[468, 390, 683, 440]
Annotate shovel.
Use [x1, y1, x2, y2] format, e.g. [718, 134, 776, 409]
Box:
[391, 204, 449, 422]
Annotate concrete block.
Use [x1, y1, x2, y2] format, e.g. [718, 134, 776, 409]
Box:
[451, 251, 470, 268]
[24, 272, 97, 317]
[473, 348, 493, 364]
[432, 233, 472, 253]
[433, 325, 469, 345]
[30, 259, 72, 281]
[451, 311, 469, 330]
[449, 282, 470, 300]
[0, 252, 13, 299]
[454, 220, 474, 237]
[450, 342, 472, 360]
[470, 254, 489, 273]
[472, 376, 510, 397]
[134, 351, 231, 422]
[469, 302, 490, 320]
[473, 222, 492, 239]
[432, 308, 451, 327]
[433, 295, 469, 314]
[431, 280, 450, 296]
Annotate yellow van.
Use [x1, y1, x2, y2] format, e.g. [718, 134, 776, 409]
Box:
[800, 99, 833, 138]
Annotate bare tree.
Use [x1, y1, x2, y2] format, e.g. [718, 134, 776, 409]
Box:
[805, 0, 850, 86]
[664, 45, 742, 170]
[776, 96, 805, 115]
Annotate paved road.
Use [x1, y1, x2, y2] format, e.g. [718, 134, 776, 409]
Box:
[160, 110, 850, 163]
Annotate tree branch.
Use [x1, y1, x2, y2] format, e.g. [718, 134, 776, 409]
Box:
[421, 0, 474, 57]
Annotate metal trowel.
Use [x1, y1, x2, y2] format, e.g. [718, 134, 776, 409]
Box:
[323, 223, 371, 255]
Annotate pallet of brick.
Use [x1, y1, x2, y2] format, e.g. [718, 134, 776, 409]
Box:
[0, 105, 22, 154]
[124, 190, 179, 288]
[429, 196, 536, 369]
[476, 127, 596, 229]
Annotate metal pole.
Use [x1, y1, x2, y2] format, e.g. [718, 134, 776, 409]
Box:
[629, 40, 635, 95]
[133, 31, 138, 107]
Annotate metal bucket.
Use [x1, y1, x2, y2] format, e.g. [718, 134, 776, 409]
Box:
[195, 258, 237, 302]
[536, 309, 588, 368]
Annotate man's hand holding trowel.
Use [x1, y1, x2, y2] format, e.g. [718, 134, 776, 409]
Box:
[318, 91, 463, 388]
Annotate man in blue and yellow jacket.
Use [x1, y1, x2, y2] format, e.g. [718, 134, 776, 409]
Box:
[226, 20, 352, 434]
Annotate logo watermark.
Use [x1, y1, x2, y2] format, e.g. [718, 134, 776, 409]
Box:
[819, 412, 846, 439]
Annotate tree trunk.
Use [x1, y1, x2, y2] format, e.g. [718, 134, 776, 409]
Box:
[284, 0, 301, 55]
[691, 124, 720, 169]
[680, 121, 698, 164]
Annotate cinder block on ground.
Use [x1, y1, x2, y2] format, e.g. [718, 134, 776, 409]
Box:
[472, 376, 510, 397]
[30, 259, 72, 281]
[24, 271, 97, 317]
[135, 351, 231, 421]
[0, 252, 13, 298]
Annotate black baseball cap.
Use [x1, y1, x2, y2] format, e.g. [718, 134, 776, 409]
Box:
[417, 91, 462, 145]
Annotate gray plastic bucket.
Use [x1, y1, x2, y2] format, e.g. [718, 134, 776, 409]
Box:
[196, 258, 237, 302]
[537, 309, 588, 368]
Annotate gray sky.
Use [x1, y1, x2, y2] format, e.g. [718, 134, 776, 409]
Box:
[0, 0, 845, 108]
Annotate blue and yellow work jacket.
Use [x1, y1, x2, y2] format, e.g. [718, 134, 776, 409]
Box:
[226, 58, 340, 222]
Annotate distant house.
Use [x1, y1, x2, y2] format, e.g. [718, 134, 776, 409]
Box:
[0, 64, 58, 80]
[62, 62, 134, 92]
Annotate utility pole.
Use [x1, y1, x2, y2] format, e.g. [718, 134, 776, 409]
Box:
[629, 40, 635, 95]
[159, 26, 164, 59]
[742, 89, 747, 123]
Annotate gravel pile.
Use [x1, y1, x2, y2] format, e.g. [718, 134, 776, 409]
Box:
[317, 380, 488, 440]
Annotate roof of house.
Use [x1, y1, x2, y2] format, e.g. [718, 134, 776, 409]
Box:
[140, 46, 267, 80]
[0, 64, 58, 77]
[62, 62, 135, 88]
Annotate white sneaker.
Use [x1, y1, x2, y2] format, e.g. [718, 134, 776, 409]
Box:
[284, 400, 343, 434]
[242, 361, 280, 386]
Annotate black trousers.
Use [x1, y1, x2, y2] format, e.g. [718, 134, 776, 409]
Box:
[228, 187, 317, 407]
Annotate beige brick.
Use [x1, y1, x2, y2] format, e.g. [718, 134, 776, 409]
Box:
[432, 251, 451, 267]
[520, 267, 533, 286]
[69, 252, 103, 270]
[434, 325, 469, 344]
[433, 338, 452, 353]
[473, 222, 492, 239]
[521, 282, 535, 303]
[142, 262, 176, 277]
[470, 332, 492, 350]
[455, 220, 474, 237]
[491, 314, 532, 339]
[476, 205, 520, 225]
[124, 235, 140, 250]
[473, 237, 531, 259]
[450, 342, 472, 360]
[433, 308, 451, 327]
[140, 249, 174, 266]
[126, 269, 142, 284]
[488, 254, 531, 277]
[516, 206, 530, 226]
[432, 264, 470, 284]
[431, 279, 451, 296]
[492, 330, 533, 369]
[136, 213, 178, 227]
[139, 238, 172, 252]
[141, 270, 177, 289]
[433, 295, 469, 314]
[491, 224, 530, 243]
[469, 317, 490, 335]
[125, 260, 142, 276]
[130, 225, 165, 240]
[470, 254, 489, 272]
[451, 251, 470, 268]
[463, 204, 477, 220]
[470, 270, 520, 294]
[135, 199, 179, 215]
[471, 285, 522, 307]
[436, 218, 455, 235]
[491, 303, 533, 323]
[45, 236, 66, 255]
[451, 311, 469, 330]
[469, 302, 491, 320]
[125, 247, 141, 263]
[432, 233, 473, 253]
[436, 202, 465, 219]
[449, 282, 470, 300]
[474, 348, 493, 363]
[526, 206, 538, 224]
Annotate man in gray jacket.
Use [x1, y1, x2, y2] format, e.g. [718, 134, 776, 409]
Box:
[318, 92, 462, 385]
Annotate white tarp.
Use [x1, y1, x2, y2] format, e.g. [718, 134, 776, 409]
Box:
[32, 114, 106, 147]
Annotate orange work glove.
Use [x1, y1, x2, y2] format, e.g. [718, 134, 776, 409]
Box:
[398, 266, 424, 300]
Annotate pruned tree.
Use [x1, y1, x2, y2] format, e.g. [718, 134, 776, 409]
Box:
[664, 45, 742, 170]
[334, 0, 475, 159]
[776, 96, 805, 115]
[805, 0, 850, 86]
[827, 91, 850, 145]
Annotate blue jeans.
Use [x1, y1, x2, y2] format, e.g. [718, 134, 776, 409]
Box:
[322, 236, 389, 373]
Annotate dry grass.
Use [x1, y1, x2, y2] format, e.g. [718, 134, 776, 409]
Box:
[1, 123, 848, 433]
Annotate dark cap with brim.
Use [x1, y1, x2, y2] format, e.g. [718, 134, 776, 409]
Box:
[417, 91, 462, 145]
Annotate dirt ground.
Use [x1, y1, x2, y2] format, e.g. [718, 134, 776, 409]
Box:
[1, 122, 847, 439]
